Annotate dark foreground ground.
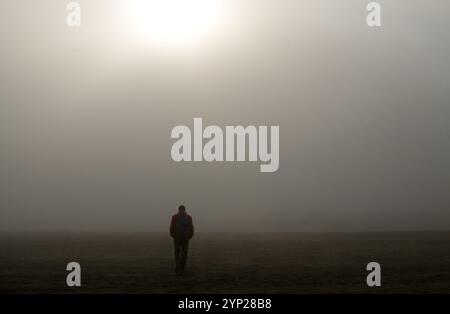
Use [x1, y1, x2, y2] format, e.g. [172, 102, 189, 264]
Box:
[1, 232, 449, 293]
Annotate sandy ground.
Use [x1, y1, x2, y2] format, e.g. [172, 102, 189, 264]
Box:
[1, 232, 449, 293]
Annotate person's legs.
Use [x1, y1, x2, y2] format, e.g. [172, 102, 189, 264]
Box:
[179, 239, 189, 274]
[174, 238, 181, 274]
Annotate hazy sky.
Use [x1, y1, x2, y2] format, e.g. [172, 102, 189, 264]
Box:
[1, 0, 449, 232]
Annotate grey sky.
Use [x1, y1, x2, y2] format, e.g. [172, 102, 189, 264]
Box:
[1, 0, 449, 232]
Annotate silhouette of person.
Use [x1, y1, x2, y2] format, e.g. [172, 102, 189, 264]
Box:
[170, 205, 194, 275]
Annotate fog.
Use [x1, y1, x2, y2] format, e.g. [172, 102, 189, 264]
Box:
[1, 0, 449, 232]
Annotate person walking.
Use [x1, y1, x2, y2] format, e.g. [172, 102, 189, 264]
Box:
[170, 205, 194, 275]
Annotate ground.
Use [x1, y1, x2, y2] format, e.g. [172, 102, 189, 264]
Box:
[1, 232, 449, 293]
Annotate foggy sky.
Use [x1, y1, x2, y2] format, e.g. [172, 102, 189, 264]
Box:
[1, 0, 449, 232]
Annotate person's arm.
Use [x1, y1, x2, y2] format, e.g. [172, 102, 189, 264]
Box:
[189, 216, 194, 239]
[170, 215, 176, 238]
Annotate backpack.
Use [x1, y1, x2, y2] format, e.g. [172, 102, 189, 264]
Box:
[176, 214, 190, 238]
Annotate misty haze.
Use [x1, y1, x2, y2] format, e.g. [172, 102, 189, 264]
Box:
[0, 0, 449, 294]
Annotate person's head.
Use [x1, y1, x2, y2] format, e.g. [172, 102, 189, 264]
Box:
[178, 205, 186, 213]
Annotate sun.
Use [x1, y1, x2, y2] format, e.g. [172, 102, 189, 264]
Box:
[129, 0, 222, 47]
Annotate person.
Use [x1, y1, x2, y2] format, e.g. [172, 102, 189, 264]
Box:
[170, 205, 194, 275]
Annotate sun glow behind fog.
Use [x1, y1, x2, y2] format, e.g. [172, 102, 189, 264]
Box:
[128, 0, 224, 48]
